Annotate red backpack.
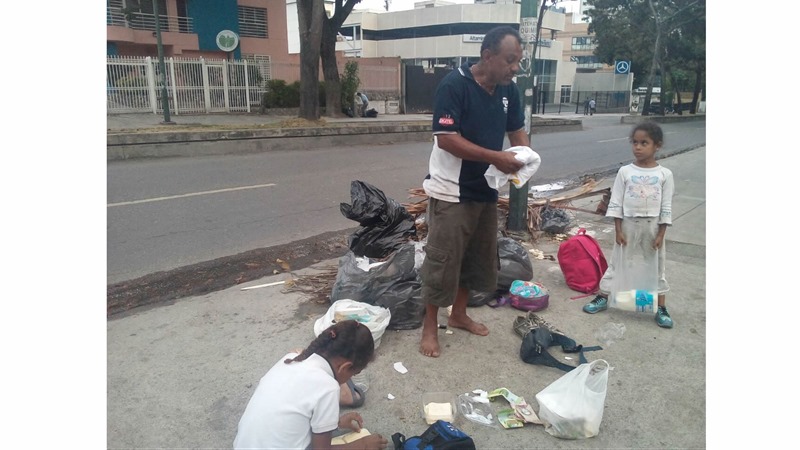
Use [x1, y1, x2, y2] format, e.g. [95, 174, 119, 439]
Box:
[557, 228, 608, 294]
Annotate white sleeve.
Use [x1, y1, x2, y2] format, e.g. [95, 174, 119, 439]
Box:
[659, 168, 674, 225]
[605, 167, 627, 219]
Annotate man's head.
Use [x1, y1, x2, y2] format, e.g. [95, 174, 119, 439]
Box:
[480, 26, 523, 86]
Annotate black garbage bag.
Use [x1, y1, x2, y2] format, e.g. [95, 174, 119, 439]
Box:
[464, 237, 534, 306]
[331, 243, 425, 330]
[539, 205, 572, 234]
[340, 180, 417, 258]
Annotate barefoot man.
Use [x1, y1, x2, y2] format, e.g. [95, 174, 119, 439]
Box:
[419, 26, 530, 357]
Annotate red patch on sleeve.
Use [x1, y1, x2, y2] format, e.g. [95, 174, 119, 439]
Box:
[438, 117, 455, 126]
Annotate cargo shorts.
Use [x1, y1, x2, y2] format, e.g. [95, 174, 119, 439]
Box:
[420, 197, 499, 307]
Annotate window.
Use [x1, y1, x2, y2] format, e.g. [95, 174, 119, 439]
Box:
[572, 36, 595, 51]
[238, 6, 267, 38]
[574, 55, 603, 68]
[560, 85, 572, 104]
[243, 54, 271, 82]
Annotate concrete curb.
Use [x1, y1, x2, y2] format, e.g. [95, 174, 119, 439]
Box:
[106, 118, 583, 161]
[621, 113, 706, 124]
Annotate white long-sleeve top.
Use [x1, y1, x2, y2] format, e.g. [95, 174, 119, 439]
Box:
[606, 163, 674, 225]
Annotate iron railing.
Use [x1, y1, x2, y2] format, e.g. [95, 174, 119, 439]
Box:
[107, 56, 269, 114]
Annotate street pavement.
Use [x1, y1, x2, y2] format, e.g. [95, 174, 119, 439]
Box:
[106, 115, 708, 448]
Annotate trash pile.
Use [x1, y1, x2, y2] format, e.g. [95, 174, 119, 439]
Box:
[284, 179, 622, 440]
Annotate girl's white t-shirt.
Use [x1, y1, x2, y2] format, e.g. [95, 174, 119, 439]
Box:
[234, 352, 340, 449]
[606, 163, 674, 224]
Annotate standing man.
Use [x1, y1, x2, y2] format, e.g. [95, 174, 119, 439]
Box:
[419, 26, 529, 358]
[589, 98, 596, 115]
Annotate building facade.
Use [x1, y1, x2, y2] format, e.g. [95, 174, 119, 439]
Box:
[106, 0, 295, 79]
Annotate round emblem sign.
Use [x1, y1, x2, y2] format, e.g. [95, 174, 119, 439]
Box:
[216, 30, 239, 52]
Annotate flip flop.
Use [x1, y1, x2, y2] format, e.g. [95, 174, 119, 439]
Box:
[343, 379, 366, 408]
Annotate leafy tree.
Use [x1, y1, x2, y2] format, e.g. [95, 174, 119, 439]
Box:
[296, 0, 363, 120]
[586, 0, 704, 115]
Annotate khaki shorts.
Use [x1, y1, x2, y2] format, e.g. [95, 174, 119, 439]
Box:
[420, 198, 499, 307]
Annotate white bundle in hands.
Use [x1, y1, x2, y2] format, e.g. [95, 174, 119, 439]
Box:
[484, 146, 542, 189]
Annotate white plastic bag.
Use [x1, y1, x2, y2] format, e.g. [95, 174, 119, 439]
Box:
[484, 146, 542, 189]
[604, 219, 659, 313]
[535, 359, 609, 439]
[313, 299, 391, 348]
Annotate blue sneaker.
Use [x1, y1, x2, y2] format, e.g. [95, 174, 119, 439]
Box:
[582, 296, 608, 314]
[655, 306, 674, 328]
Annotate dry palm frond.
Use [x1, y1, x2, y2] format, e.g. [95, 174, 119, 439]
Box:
[282, 265, 339, 304]
[404, 180, 600, 238]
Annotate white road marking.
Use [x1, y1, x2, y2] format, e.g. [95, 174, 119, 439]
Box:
[108, 183, 276, 207]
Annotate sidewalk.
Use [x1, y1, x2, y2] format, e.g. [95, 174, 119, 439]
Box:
[107, 146, 706, 448]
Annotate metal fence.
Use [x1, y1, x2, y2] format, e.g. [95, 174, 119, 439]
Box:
[107, 56, 269, 115]
[526, 90, 633, 115]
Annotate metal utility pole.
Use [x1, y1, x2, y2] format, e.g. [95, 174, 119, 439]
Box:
[153, 0, 173, 124]
[508, 0, 539, 235]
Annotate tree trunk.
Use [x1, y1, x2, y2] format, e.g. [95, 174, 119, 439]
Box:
[690, 67, 703, 114]
[321, 19, 343, 118]
[643, 0, 668, 116]
[297, 0, 325, 120]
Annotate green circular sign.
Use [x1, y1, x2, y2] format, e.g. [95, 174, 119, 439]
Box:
[216, 30, 239, 52]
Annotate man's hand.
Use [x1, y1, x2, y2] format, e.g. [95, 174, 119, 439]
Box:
[492, 151, 525, 174]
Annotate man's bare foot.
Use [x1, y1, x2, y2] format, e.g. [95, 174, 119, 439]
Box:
[419, 326, 440, 358]
[448, 315, 489, 336]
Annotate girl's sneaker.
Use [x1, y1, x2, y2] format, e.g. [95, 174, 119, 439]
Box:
[582, 296, 608, 314]
[655, 306, 674, 328]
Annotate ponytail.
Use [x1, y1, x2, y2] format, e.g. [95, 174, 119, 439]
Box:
[285, 320, 375, 371]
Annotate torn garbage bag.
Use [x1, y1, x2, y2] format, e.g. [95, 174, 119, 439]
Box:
[340, 180, 416, 258]
[331, 243, 425, 330]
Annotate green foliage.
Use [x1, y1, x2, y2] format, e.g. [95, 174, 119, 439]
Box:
[261, 79, 327, 108]
[340, 60, 360, 108]
[586, 0, 705, 89]
[263, 79, 301, 107]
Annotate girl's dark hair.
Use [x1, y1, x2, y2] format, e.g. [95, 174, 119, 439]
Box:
[285, 320, 375, 371]
[481, 26, 522, 54]
[631, 121, 664, 146]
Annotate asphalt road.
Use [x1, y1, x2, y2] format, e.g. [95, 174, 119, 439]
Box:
[107, 117, 705, 284]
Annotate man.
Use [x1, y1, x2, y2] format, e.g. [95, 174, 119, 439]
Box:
[419, 26, 529, 358]
[356, 92, 369, 117]
[589, 98, 596, 115]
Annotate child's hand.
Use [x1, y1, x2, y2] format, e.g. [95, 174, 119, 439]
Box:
[338, 412, 364, 432]
[652, 235, 664, 250]
[353, 434, 388, 450]
[615, 231, 627, 246]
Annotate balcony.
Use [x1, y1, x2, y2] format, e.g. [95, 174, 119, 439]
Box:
[107, 7, 194, 34]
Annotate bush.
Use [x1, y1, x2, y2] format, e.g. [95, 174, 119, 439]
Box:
[262, 79, 327, 108]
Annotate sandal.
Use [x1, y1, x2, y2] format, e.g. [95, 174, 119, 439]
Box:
[342, 379, 366, 408]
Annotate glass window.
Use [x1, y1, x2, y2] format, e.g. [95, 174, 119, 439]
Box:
[238, 6, 268, 38]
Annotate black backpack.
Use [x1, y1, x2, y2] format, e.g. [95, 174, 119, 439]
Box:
[391, 420, 476, 450]
[520, 327, 602, 372]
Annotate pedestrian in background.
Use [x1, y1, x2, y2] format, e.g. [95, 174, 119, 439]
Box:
[582, 122, 675, 328]
[589, 98, 596, 115]
[356, 92, 369, 117]
[233, 320, 388, 449]
[584, 98, 590, 115]
[419, 25, 528, 357]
